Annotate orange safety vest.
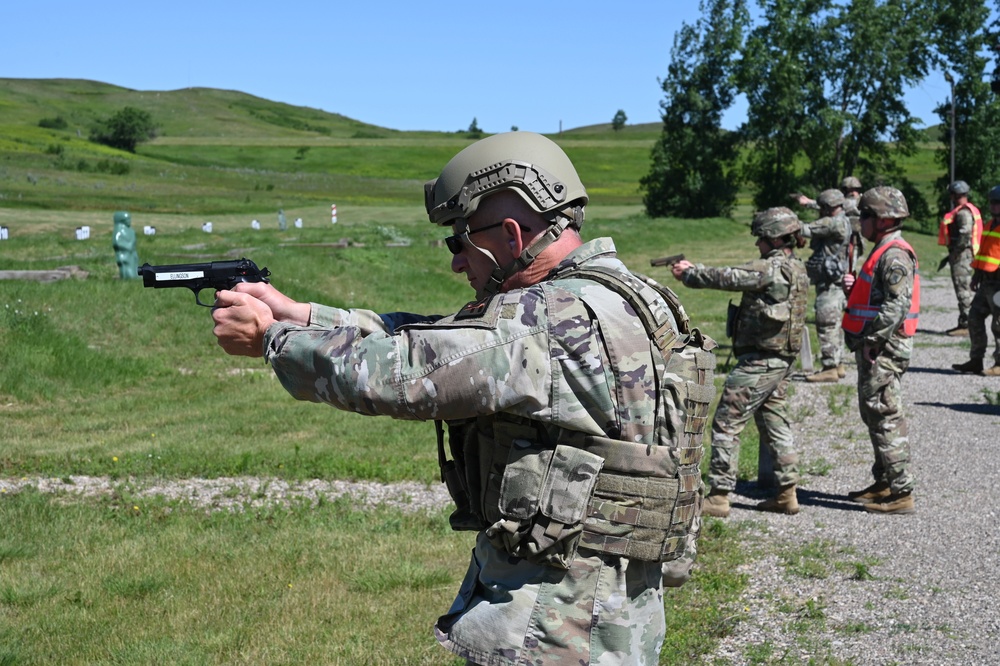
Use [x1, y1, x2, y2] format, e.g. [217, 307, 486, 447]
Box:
[843, 238, 920, 337]
[971, 218, 1000, 272]
[938, 202, 983, 254]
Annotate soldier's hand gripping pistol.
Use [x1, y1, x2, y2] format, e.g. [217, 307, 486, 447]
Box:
[649, 253, 685, 267]
[139, 257, 271, 307]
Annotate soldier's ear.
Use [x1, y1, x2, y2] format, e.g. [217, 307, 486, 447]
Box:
[503, 218, 523, 253]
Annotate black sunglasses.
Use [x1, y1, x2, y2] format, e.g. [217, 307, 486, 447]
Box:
[444, 221, 529, 255]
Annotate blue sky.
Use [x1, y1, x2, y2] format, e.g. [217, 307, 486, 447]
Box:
[5, 1, 953, 133]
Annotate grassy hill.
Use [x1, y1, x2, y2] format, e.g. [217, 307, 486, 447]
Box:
[0, 77, 398, 139]
[0, 77, 948, 229]
[0, 79, 664, 217]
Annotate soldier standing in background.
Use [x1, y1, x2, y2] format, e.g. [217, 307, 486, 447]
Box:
[953, 185, 1000, 376]
[839, 176, 863, 225]
[672, 207, 809, 517]
[803, 189, 853, 383]
[795, 176, 864, 268]
[840, 176, 865, 267]
[938, 180, 982, 336]
[842, 187, 919, 515]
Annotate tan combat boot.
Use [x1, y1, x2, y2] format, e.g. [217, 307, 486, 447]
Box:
[702, 490, 730, 518]
[805, 367, 840, 383]
[946, 326, 969, 337]
[837, 365, 846, 378]
[864, 492, 915, 515]
[846, 480, 890, 503]
[984, 365, 1000, 377]
[756, 484, 799, 515]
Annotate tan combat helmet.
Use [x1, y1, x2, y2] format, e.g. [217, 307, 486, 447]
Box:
[425, 131, 588, 228]
[751, 206, 802, 238]
[817, 189, 845, 211]
[424, 132, 589, 296]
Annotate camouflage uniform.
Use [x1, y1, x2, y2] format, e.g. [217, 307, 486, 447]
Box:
[969, 216, 1000, 366]
[803, 212, 852, 370]
[946, 206, 976, 328]
[843, 196, 865, 265]
[681, 248, 809, 492]
[262, 238, 713, 666]
[804, 193, 863, 266]
[843, 230, 916, 495]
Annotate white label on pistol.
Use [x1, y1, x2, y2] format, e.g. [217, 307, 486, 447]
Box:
[157, 271, 205, 281]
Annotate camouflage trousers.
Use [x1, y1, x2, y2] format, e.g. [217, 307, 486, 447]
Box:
[968, 276, 1000, 365]
[814, 280, 846, 369]
[949, 248, 974, 326]
[856, 349, 914, 494]
[708, 352, 799, 491]
[439, 533, 665, 666]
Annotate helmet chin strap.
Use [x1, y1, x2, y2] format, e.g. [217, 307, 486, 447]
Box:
[481, 216, 574, 297]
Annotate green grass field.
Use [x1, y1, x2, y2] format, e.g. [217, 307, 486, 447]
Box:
[0, 78, 947, 665]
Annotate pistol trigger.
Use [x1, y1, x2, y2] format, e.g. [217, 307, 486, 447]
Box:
[194, 288, 214, 308]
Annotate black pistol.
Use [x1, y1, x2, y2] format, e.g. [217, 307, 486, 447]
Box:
[649, 253, 686, 267]
[138, 257, 271, 307]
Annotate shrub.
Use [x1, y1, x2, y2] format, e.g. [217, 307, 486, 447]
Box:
[89, 106, 157, 153]
[94, 159, 131, 175]
[38, 116, 68, 130]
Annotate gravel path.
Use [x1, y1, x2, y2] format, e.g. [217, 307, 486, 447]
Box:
[709, 272, 1000, 665]
[0, 475, 452, 514]
[2, 273, 997, 664]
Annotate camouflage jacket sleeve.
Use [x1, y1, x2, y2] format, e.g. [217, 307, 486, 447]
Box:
[681, 259, 772, 292]
[805, 215, 849, 242]
[260, 283, 618, 435]
[950, 208, 974, 253]
[309, 303, 444, 334]
[864, 245, 916, 347]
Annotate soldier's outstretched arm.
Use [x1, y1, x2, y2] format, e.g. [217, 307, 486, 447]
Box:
[680, 262, 771, 292]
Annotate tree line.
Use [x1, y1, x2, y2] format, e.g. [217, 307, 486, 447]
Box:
[642, 0, 1000, 221]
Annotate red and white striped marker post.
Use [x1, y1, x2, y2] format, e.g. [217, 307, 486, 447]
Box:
[331, 203, 338, 224]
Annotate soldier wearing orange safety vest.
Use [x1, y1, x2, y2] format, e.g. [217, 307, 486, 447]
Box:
[953, 185, 1000, 376]
[938, 180, 982, 335]
[841, 186, 919, 515]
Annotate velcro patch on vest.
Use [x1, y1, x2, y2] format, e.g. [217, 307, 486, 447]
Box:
[455, 294, 495, 320]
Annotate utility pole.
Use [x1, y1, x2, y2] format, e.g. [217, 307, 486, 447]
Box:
[944, 71, 956, 185]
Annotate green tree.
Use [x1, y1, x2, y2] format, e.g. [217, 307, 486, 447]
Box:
[931, 0, 998, 214]
[611, 109, 628, 132]
[467, 117, 483, 138]
[821, 0, 936, 220]
[736, 0, 835, 209]
[736, 0, 936, 213]
[642, 0, 747, 218]
[89, 106, 157, 153]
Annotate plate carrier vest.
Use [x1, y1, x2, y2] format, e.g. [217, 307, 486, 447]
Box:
[436, 267, 717, 569]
